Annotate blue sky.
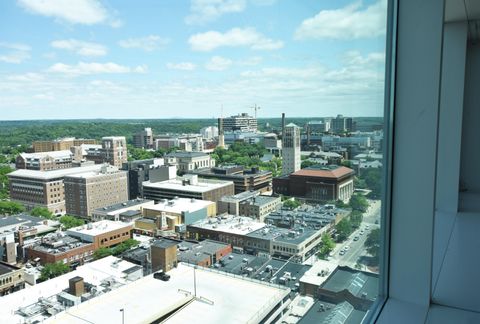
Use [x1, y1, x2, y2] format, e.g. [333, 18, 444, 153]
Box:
[0, 0, 387, 120]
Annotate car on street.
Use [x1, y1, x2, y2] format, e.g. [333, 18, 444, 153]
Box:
[353, 236, 359, 241]
[360, 230, 365, 235]
[339, 250, 345, 256]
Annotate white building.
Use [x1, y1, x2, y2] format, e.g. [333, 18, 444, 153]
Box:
[282, 123, 301, 175]
[200, 126, 218, 139]
[223, 113, 258, 132]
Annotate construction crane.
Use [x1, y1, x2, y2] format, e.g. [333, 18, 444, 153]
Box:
[251, 104, 261, 119]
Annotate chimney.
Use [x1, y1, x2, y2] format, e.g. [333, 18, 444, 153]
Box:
[217, 118, 225, 149]
[69, 276, 85, 297]
[281, 113, 286, 140]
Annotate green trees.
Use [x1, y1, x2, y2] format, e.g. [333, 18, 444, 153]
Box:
[358, 168, 382, 199]
[213, 142, 266, 167]
[317, 233, 336, 259]
[93, 239, 140, 260]
[364, 228, 380, 263]
[335, 218, 353, 242]
[59, 215, 85, 229]
[40, 262, 70, 281]
[30, 207, 55, 219]
[350, 211, 363, 229]
[0, 165, 13, 199]
[349, 194, 369, 213]
[0, 201, 25, 215]
[283, 199, 301, 210]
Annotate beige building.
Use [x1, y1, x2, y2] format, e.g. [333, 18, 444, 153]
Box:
[8, 164, 104, 215]
[64, 165, 128, 218]
[102, 136, 128, 168]
[15, 150, 74, 171]
[0, 262, 25, 296]
[33, 138, 96, 153]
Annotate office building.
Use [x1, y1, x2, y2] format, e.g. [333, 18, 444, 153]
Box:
[8, 164, 104, 215]
[133, 128, 153, 149]
[282, 123, 301, 175]
[101, 136, 128, 168]
[15, 150, 75, 171]
[154, 134, 204, 152]
[200, 125, 218, 139]
[66, 220, 133, 250]
[223, 112, 258, 132]
[64, 165, 128, 218]
[91, 198, 155, 222]
[330, 115, 355, 133]
[121, 158, 167, 199]
[273, 166, 355, 203]
[263, 133, 282, 155]
[190, 165, 272, 194]
[218, 191, 281, 221]
[164, 151, 215, 174]
[142, 175, 234, 206]
[32, 138, 96, 153]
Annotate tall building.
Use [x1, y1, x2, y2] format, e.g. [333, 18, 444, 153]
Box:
[133, 128, 153, 149]
[33, 138, 96, 153]
[223, 113, 257, 132]
[282, 123, 301, 175]
[8, 164, 104, 215]
[64, 164, 128, 218]
[217, 118, 225, 149]
[121, 158, 168, 199]
[101, 136, 128, 168]
[331, 115, 355, 133]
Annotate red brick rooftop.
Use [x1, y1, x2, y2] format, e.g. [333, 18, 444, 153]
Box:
[291, 166, 354, 179]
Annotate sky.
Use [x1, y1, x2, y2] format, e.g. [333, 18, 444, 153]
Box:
[0, 0, 387, 120]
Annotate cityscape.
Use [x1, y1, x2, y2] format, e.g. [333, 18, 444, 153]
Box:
[0, 1, 387, 323]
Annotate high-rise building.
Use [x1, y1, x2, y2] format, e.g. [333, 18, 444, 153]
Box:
[331, 115, 355, 133]
[282, 123, 301, 175]
[64, 164, 128, 218]
[133, 128, 153, 149]
[223, 113, 257, 132]
[101, 136, 128, 168]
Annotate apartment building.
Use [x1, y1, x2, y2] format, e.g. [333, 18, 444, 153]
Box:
[64, 165, 128, 218]
[101, 137, 128, 168]
[32, 138, 97, 153]
[164, 151, 214, 174]
[8, 164, 104, 215]
[15, 150, 74, 171]
[133, 128, 153, 149]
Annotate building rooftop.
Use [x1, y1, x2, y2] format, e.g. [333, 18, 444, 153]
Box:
[151, 238, 180, 249]
[321, 266, 379, 301]
[0, 262, 20, 275]
[166, 151, 208, 158]
[45, 263, 290, 324]
[178, 239, 231, 264]
[65, 165, 125, 179]
[265, 204, 347, 228]
[0, 214, 59, 232]
[20, 150, 73, 160]
[300, 259, 339, 287]
[67, 220, 132, 237]
[144, 197, 214, 214]
[298, 300, 367, 324]
[8, 164, 104, 180]
[188, 215, 266, 235]
[291, 166, 354, 179]
[220, 190, 258, 202]
[143, 178, 233, 194]
[28, 233, 92, 255]
[246, 224, 321, 245]
[93, 198, 154, 214]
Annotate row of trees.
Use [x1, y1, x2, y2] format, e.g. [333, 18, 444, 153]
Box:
[334, 193, 369, 242]
[93, 239, 140, 260]
[0, 165, 13, 199]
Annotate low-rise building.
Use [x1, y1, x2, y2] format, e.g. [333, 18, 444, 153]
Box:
[64, 164, 128, 218]
[190, 165, 272, 194]
[15, 150, 75, 171]
[273, 166, 355, 203]
[66, 220, 133, 250]
[178, 239, 232, 267]
[142, 174, 234, 205]
[121, 158, 167, 199]
[164, 151, 214, 173]
[265, 204, 349, 229]
[0, 262, 25, 295]
[91, 198, 155, 222]
[8, 164, 104, 215]
[32, 137, 96, 153]
[218, 191, 281, 221]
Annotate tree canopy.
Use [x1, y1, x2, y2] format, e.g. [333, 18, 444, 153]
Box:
[93, 239, 140, 260]
[30, 207, 55, 219]
[349, 193, 369, 213]
[283, 199, 301, 210]
[0, 165, 13, 199]
[317, 233, 336, 259]
[40, 262, 70, 281]
[0, 201, 25, 215]
[335, 218, 353, 242]
[59, 215, 85, 229]
[364, 228, 381, 263]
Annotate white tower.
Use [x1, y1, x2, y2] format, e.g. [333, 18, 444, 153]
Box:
[282, 123, 301, 175]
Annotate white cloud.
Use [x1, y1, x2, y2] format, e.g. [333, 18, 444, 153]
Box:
[118, 35, 170, 52]
[189, 27, 283, 51]
[205, 56, 232, 71]
[7, 73, 44, 82]
[51, 39, 107, 57]
[47, 62, 147, 75]
[250, 0, 276, 5]
[238, 56, 263, 66]
[17, 0, 121, 26]
[294, 0, 387, 40]
[33, 93, 55, 100]
[166, 62, 197, 71]
[185, 0, 246, 25]
[0, 42, 31, 64]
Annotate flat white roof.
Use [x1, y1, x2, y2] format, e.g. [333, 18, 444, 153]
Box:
[67, 220, 132, 237]
[0, 256, 138, 324]
[8, 164, 104, 180]
[143, 178, 233, 193]
[189, 215, 266, 235]
[143, 198, 214, 214]
[65, 169, 126, 179]
[46, 263, 289, 324]
[21, 150, 73, 159]
[299, 259, 339, 286]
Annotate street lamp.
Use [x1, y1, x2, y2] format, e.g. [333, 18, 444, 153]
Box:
[120, 308, 124, 324]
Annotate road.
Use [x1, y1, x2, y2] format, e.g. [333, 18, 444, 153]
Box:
[330, 199, 381, 270]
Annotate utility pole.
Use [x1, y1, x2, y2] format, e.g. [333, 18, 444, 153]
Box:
[251, 104, 261, 119]
[120, 308, 124, 324]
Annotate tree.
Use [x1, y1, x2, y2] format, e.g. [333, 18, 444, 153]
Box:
[0, 165, 13, 199]
[317, 233, 336, 259]
[59, 215, 85, 229]
[349, 193, 369, 213]
[94, 239, 140, 260]
[301, 160, 320, 169]
[335, 200, 348, 208]
[335, 218, 352, 242]
[350, 210, 363, 229]
[40, 262, 70, 281]
[360, 168, 382, 199]
[94, 247, 112, 260]
[0, 201, 25, 215]
[283, 199, 301, 210]
[30, 207, 55, 219]
[364, 228, 381, 263]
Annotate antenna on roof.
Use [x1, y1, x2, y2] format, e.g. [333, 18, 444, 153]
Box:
[251, 104, 261, 119]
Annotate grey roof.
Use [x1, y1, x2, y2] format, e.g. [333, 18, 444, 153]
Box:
[93, 198, 153, 213]
[166, 152, 208, 158]
[122, 265, 143, 275]
[178, 239, 231, 264]
[246, 225, 319, 245]
[321, 267, 379, 301]
[298, 300, 367, 324]
[0, 262, 20, 275]
[0, 214, 46, 228]
[151, 238, 180, 249]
